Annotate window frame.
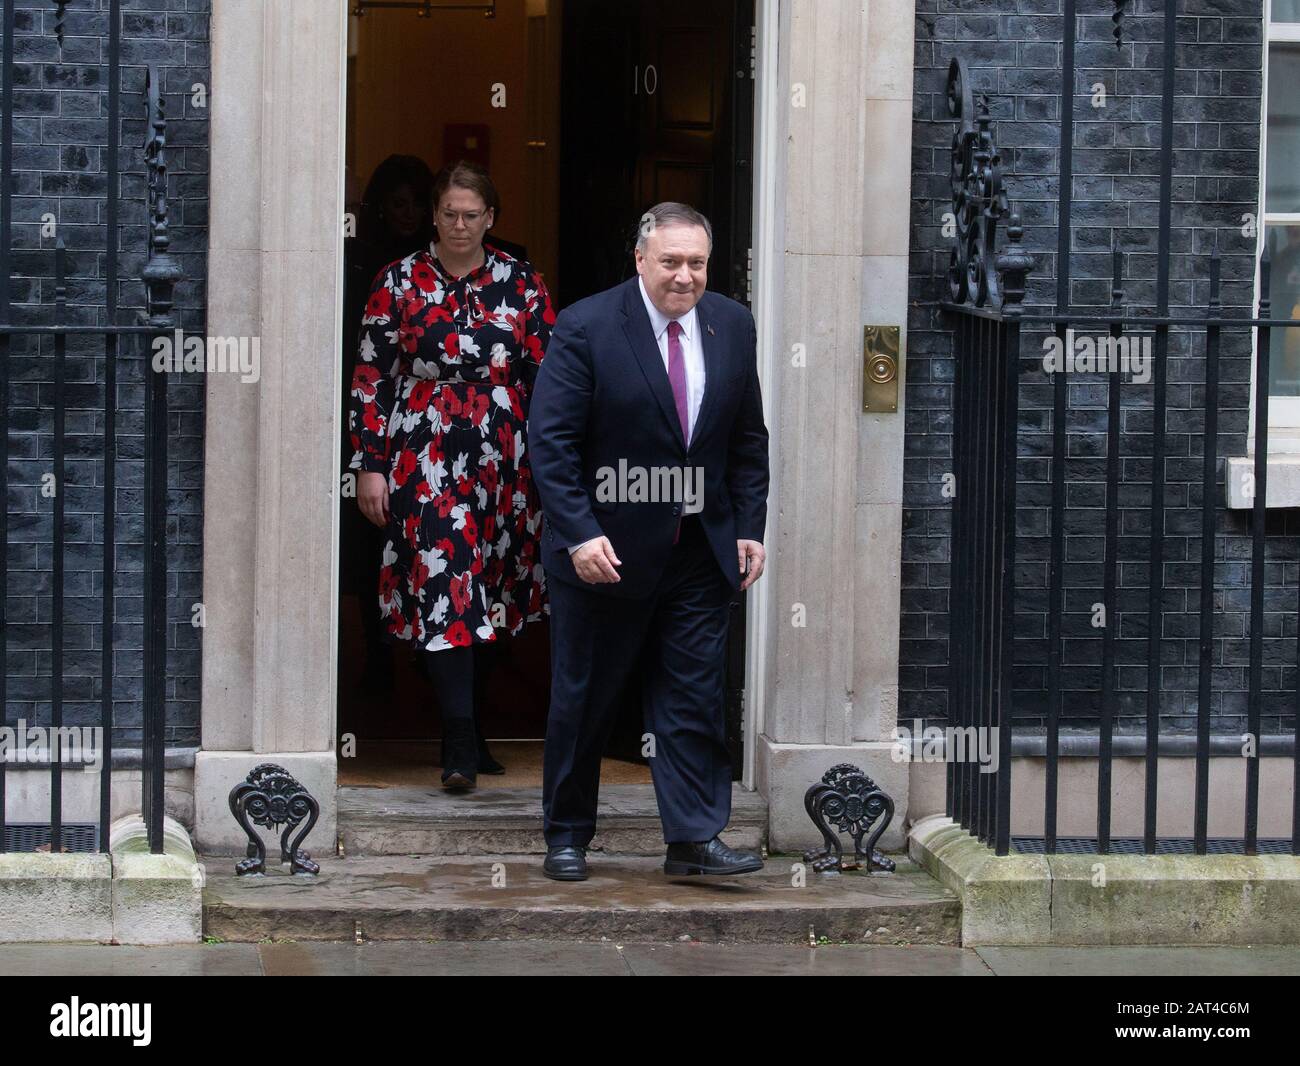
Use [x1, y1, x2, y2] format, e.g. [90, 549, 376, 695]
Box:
[1259, 1, 1300, 449]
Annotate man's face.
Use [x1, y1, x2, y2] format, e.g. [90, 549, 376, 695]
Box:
[635, 222, 709, 318]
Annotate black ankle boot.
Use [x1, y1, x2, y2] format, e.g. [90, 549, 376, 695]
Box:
[475, 717, 506, 774]
[440, 718, 477, 790]
[471, 650, 506, 774]
[477, 736, 506, 775]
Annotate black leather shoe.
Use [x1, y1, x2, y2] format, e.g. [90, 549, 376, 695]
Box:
[664, 837, 764, 876]
[542, 845, 588, 881]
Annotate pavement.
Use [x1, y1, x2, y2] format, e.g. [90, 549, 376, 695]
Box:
[1, 942, 1298, 976]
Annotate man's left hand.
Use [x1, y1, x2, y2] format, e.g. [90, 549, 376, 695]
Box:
[737, 539, 766, 591]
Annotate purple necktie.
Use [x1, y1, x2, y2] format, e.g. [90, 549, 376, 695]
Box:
[667, 319, 689, 544]
[667, 319, 690, 445]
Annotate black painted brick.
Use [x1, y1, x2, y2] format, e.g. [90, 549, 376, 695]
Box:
[1, 0, 209, 748]
[904, 1, 1286, 739]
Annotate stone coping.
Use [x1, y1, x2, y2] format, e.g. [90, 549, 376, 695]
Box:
[0, 815, 202, 945]
[0, 748, 197, 771]
[909, 814, 1300, 947]
[895, 733, 1297, 757]
[110, 815, 199, 870]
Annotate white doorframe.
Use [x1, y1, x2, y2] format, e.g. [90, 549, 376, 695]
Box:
[742, 0, 782, 790]
[335, 1, 781, 792]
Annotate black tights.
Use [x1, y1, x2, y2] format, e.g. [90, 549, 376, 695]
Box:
[422, 642, 500, 723]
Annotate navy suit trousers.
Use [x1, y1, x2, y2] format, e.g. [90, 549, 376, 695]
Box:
[542, 515, 734, 846]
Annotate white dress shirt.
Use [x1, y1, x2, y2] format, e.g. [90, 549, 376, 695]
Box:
[566, 278, 707, 556]
[638, 275, 706, 441]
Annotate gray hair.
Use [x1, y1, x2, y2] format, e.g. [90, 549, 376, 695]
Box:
[635, 202, 713, 254]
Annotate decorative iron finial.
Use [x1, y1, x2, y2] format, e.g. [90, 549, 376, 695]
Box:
[1112, 0, 1127, 49]
[1259, 235, 1273, 321]
[141, 67, 181, 330]
[54, 237, 67, 305]
[51, 1, 68, 47]
[1110, 235, 1125, 313]
[945, 57, 1029, 311]
[1208, 233, 1222, 314]
[996, 216, 1034, 317]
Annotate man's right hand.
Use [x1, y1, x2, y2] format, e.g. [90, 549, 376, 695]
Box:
[572, 536, 622, 584]
[358, 471, 390, 528]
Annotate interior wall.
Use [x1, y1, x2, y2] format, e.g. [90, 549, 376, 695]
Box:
[347, 0, 561, 286]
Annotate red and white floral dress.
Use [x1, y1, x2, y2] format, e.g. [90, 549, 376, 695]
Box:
[348, 244, 556, 651]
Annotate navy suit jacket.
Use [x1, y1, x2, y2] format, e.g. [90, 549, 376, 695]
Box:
[527, 277, 770, 599]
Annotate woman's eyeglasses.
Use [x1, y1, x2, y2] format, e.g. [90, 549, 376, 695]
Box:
[437, 209, 486, 226]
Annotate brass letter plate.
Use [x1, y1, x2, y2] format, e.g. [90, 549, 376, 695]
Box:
[862, 325, 900, 413]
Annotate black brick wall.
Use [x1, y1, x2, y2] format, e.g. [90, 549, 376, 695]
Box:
[3, 0, 209, 749]
[903, 1, 1294, 737]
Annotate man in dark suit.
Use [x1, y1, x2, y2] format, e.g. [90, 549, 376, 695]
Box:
[527, 202, 770, 881]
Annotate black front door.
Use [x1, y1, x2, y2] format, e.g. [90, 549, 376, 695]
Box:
[558, 0, 756, 776]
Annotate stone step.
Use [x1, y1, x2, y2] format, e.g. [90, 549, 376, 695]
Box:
[336, 784, 767, 856]
[200, 853, 960, 945]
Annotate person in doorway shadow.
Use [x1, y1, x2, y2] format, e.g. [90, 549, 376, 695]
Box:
[341, 155, 437, 707]
[349, 160, 556, 791]
[528, 202, 770, 880]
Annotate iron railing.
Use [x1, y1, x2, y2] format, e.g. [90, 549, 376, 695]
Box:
[0, 0, 179, 853]
[940, 1, 1300, 857]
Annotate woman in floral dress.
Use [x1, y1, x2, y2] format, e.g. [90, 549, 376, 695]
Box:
[349, 161, 555, 789]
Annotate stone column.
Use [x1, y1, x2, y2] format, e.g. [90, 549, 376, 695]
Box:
[755, 0, 915, 850]
[194, 0, 346, 852]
